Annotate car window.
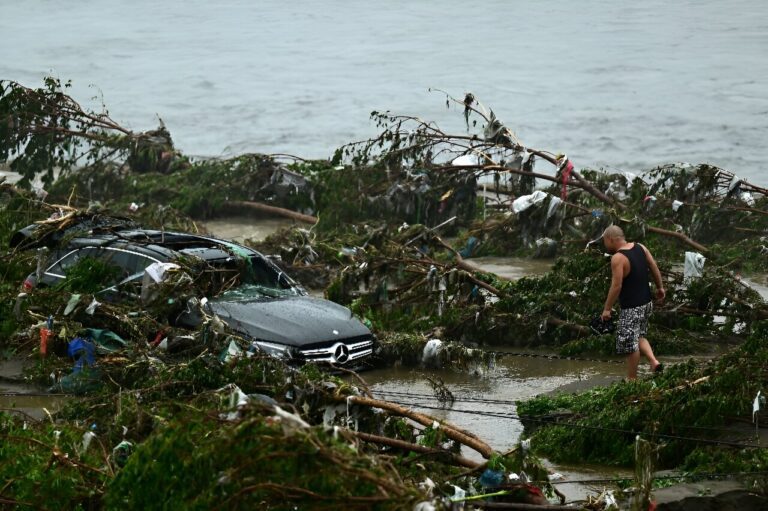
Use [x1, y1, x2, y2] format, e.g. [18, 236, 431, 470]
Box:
[104, 249, 158, 277]
[45, 248, 100, 276]
[98, 272, 145, 302]
[46, 247, 159, 282]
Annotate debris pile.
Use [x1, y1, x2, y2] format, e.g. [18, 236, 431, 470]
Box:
[2, 78, 768, 508]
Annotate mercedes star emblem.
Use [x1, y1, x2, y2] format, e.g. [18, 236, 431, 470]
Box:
[332, 343, 350, 364]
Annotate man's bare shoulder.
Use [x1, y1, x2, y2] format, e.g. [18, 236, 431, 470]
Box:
[610, 252, 628, 267]
[636, 243, 655, 260]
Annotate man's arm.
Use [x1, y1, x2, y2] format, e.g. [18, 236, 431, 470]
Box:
[640, 244, 666, 301]
[602, 254, 624, 320]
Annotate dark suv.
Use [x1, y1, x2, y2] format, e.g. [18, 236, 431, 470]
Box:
[16, 225, 375, 368]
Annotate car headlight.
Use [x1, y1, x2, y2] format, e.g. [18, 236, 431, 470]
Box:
[250, 340, 293, 360]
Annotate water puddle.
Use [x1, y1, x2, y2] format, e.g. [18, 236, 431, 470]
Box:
[366, 355, 624, 456]
[468, 256, 553, 280]
[364, 354, 627, 501]
[0, 359, 68, 420]
[202, 216, 295, 243]
[742, 274, 768, 301]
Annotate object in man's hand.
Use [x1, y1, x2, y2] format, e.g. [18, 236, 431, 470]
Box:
[590, 315, 615, 334]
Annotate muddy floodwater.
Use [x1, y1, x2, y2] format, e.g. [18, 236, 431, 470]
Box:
[469, 256, 553, 280]
[0, 359, 67, 420]
[201, 216, 294, 244]
[366, 356, 631, 500]
[367, 356, 625, 455]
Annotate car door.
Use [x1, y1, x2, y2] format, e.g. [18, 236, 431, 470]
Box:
[96, 249, 162, 302]
[41, 247, 102, 287]
[41, 246, 159, 294]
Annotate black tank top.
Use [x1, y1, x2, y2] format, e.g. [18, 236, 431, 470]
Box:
[618, 244, 652, 308]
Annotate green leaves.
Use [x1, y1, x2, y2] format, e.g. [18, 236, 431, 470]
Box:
[0, 77, 165, 189]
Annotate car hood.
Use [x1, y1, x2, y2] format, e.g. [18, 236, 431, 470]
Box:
[208, 296, 370, 347]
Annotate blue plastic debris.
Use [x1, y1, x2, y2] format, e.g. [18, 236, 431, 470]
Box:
[459, 236, 480, 258]
[479, 468, 505, 488]
[68, 337, 96, 372]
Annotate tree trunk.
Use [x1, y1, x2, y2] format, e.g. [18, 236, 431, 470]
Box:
[228, 200, 318, 225]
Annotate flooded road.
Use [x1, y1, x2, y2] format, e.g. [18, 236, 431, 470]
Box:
[0, 359, 67, 420]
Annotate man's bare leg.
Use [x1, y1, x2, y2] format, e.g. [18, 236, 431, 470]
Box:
[638, 337, 660, 370]
[626, 350, 641, 380]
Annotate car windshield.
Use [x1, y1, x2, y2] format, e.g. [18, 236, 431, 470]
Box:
[217, 282, 300, 300]
[210, 255, 303, 300]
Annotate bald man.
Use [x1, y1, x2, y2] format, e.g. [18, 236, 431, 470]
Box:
[601, 225, 666, 379]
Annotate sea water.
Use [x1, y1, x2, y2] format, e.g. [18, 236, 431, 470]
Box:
[1, 0, 766, 183]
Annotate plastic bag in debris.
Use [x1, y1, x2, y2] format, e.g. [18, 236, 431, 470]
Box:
[512, 190, 548, 214]
[140, 262, 182, 303]
[112, 440, 134, 468]
[145, 262, 181, 283]
[459, 236, 480, 258]
[450, 485, 467, 501]
[479, 468, 504, 488]
[220, 339, 244, 363]
[422, 339, 443, 368]
[216, 383, 251, 420]
[683, 251, 706, 281]
[68, 337, 96, 372]
[79, 431, 97, 454]
[35, 246, 50, 281]
[85, 298, 100, 315]
[418, 477, 437, 497]
[84, 328, 127, 353]
[452, 153, 482, 166]
[605, 181, 628, 201]
[64, 293, 82, 315]
[546, 196, 562, 220]
[273, 404, 311, 436]
[740, 191, 755, 207]
[50, 369, 102, 394]
[50, 338, 102, 394]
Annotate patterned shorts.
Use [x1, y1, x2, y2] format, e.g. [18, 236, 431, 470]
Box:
[616, 302, 653, 354]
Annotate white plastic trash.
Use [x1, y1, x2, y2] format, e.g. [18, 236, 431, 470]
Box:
[422, 339, 443, 367]
[683, 252, 706, 281]
[451, 154, 481, 166]
[144, 262, 180, 283]
[512, 190, 548, 214]
[546, 196, 562, 220]
[85, 298, 100, 315]
[741, 192, 756, 207]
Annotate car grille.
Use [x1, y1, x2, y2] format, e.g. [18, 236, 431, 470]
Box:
[297, 335, 375, 365]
